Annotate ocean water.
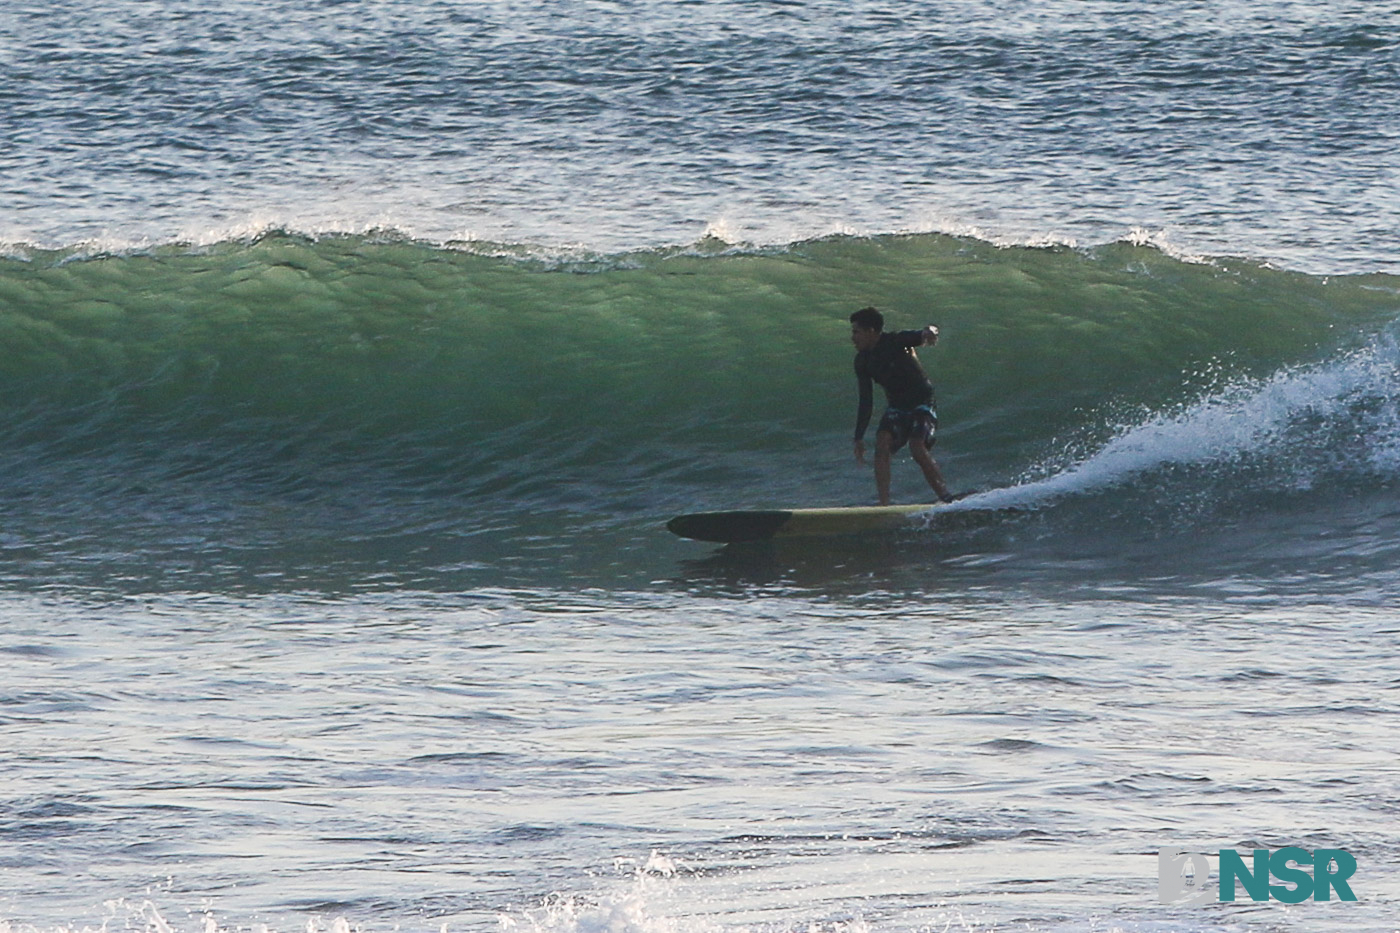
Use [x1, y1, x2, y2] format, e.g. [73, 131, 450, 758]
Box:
[3, 1, 1400, 931]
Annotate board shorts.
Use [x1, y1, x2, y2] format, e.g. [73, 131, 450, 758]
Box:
[878, 404, 938, 453]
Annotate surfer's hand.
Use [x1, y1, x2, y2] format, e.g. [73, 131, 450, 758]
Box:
[854, 440, 866, 464]
[923, 324, 939, 346]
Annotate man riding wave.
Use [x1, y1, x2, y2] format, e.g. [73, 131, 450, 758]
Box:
[850, 306, 954, 506]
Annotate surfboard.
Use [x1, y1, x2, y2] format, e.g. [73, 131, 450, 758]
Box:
[667, 503, 941, 543]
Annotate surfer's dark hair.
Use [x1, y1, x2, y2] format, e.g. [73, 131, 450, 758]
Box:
[849, 306, 883, 331]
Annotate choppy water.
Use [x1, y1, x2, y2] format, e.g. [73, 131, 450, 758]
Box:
[5, 0, 1400, 271]
[6, 588, 1400, 933]
[4, 1, 1400, 931]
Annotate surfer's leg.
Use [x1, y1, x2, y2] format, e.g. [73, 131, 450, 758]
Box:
[910, 442, 952, 502]
[908, 415, 952, 502]
[874, 431, 894, 505]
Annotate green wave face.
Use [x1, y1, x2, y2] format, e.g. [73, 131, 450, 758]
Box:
[2, 232, 1399, 527]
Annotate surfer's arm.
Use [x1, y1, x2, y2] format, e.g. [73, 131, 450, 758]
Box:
[897, 327, 938, 347]
[853, 362, 873, 458]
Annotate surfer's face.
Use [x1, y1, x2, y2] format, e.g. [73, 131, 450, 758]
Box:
[851, 325, 880, 351]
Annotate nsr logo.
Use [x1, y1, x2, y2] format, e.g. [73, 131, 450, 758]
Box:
[1159, 848, 1358, 906]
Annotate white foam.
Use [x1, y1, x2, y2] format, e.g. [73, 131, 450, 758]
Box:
[0, 197, 1270, 270]
[951, 337, 1400, 511]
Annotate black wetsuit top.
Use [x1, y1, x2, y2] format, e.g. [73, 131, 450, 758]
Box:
[853, 330, 936, 441]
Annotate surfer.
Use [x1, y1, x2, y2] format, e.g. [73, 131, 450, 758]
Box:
[850, 306, 954, 506]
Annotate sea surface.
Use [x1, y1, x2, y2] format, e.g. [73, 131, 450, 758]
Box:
[3, 2, 1400, 931]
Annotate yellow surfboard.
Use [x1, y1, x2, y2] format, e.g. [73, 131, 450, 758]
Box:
[667, 503, 940, 543]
